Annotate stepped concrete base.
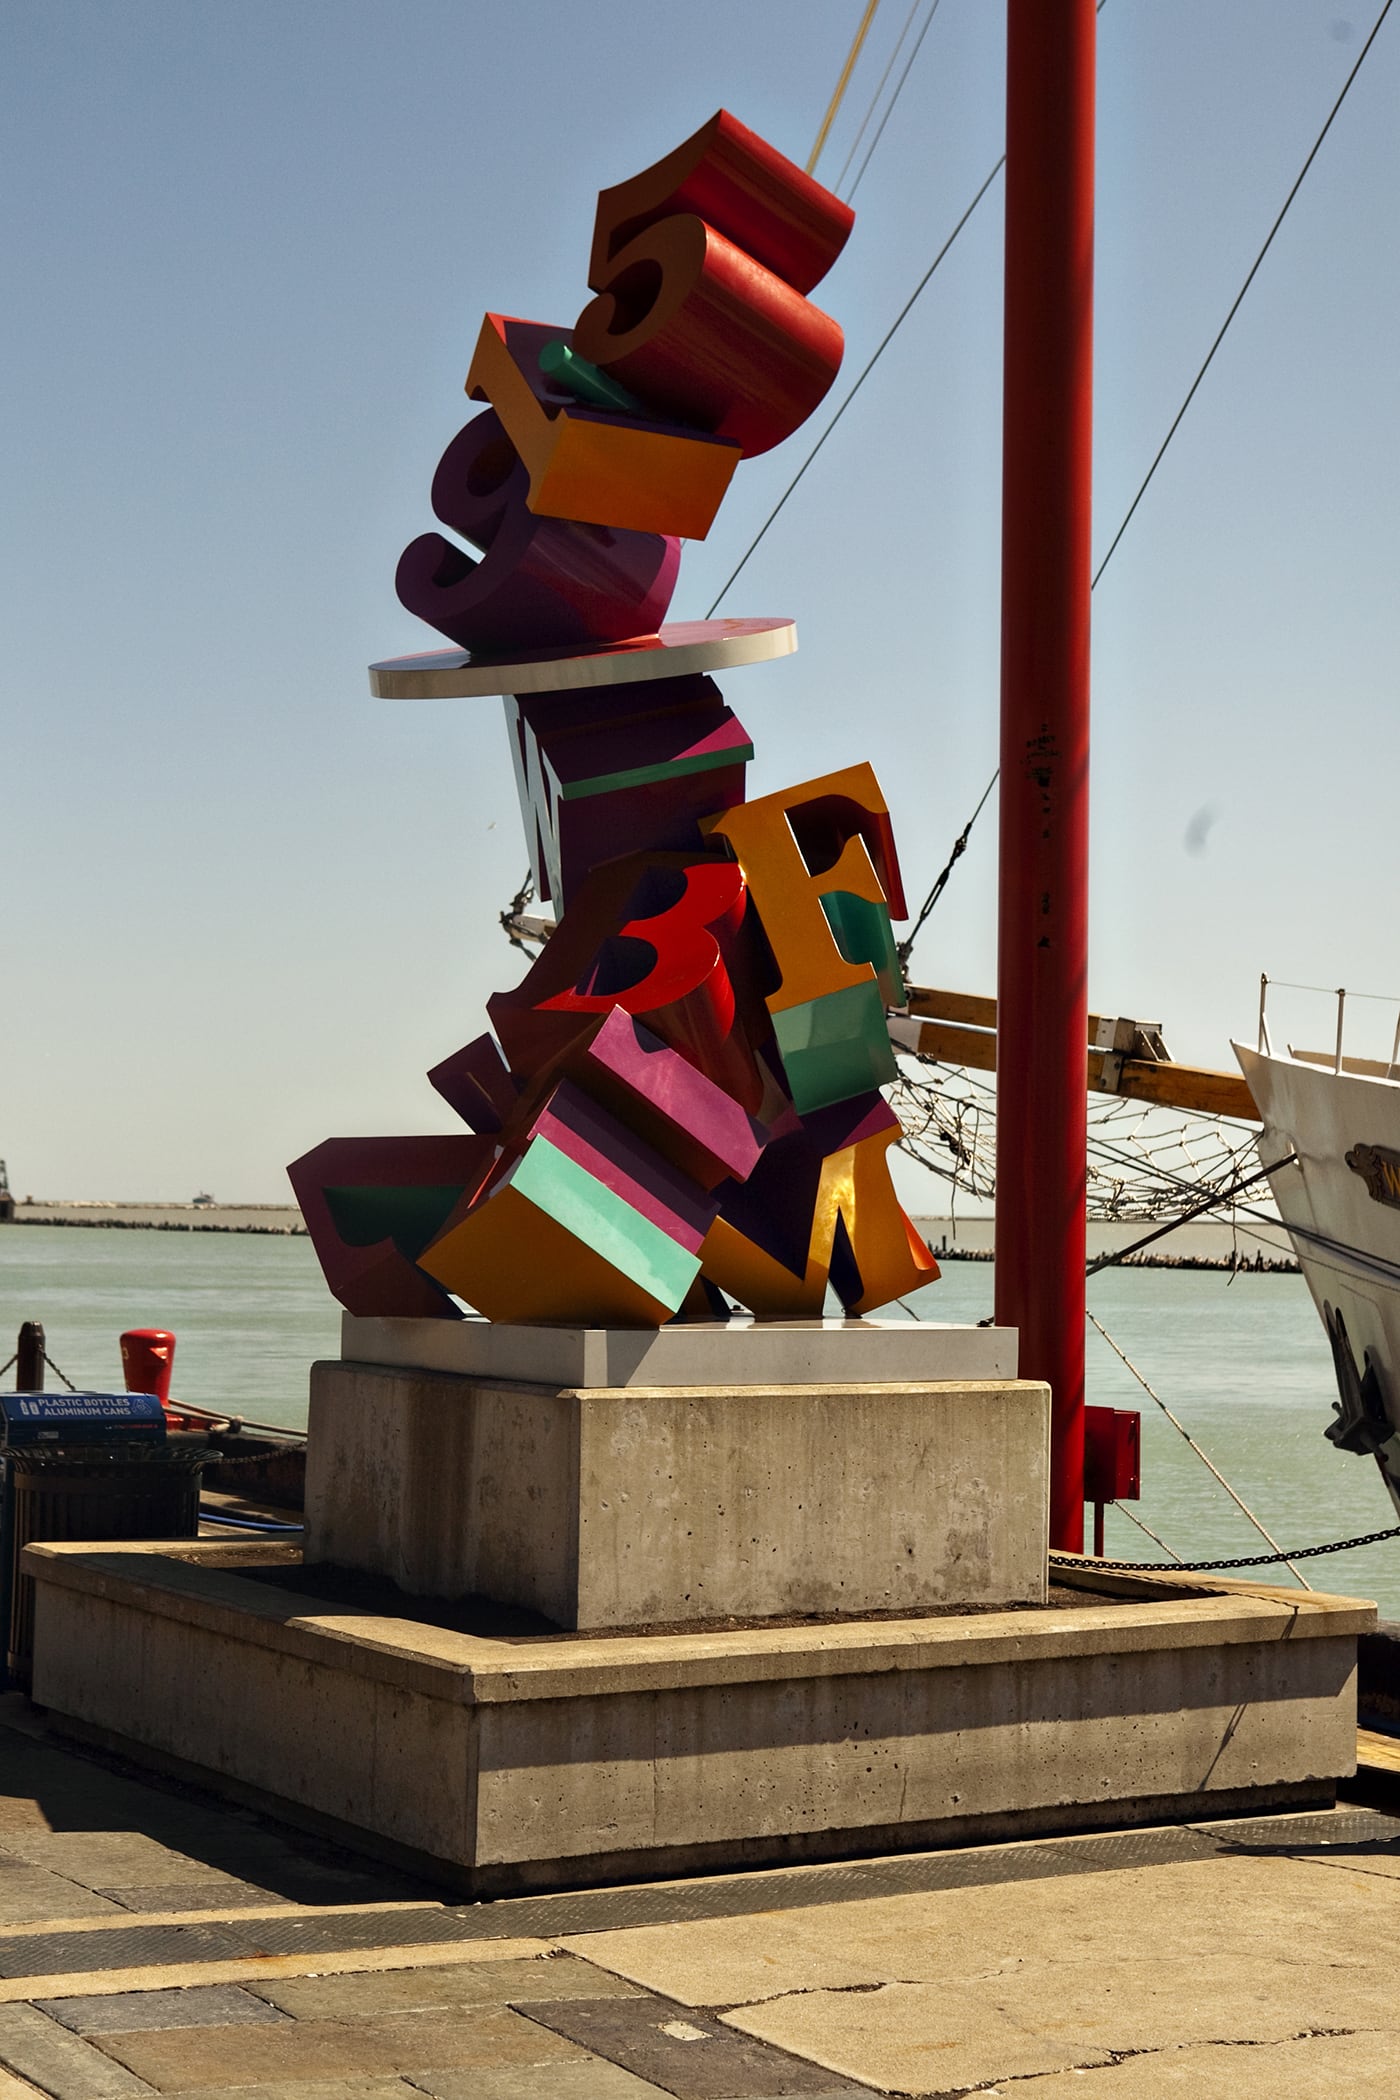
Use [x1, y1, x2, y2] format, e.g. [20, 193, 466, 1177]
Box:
[26, 1540, 1373, 1896]
[305, 1362, 1051, 1626]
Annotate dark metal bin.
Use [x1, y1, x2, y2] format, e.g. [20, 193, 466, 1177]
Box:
[0, 1394, 205, 1690]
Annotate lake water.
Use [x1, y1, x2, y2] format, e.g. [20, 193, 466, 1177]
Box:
[4, 1220, 1397, 1617]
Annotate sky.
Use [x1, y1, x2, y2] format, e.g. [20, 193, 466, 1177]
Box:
[4, 0, 1398, 1202]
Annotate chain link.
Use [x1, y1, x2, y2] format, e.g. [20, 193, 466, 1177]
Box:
[1053, 1523, 1400, 1575]
[41, 1351, 77, 1393]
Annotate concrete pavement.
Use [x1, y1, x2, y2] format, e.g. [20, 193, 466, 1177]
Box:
[0, 1697, 1395, 2098]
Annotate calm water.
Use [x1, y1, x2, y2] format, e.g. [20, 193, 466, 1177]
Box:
[3, 1220, 1397, 1616]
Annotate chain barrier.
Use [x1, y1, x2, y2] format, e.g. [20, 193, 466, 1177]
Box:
[1053, 1523, 1400, 1576]
[41, 1352, 77, 1393]
[0, 1356, 14, 1382]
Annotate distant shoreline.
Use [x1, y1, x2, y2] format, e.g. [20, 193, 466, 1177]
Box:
[931, 1243, 1299, 1274]
[3, 1203, 1298, 1271]
[5, 1203, 305, 1237]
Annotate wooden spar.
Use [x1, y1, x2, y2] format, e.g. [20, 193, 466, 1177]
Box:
[893, 988, 1259, 1123]
[996, 0, 1096, 1552]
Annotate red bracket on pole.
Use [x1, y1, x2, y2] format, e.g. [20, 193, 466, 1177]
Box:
[995, 0, 1096, 1553]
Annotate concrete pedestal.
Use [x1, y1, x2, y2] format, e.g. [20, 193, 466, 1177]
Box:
[305, 1358, 1051, 1628]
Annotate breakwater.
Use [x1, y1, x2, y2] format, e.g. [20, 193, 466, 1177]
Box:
[4, 1204, 1298, 1267]
[922, 1213, 1299, 1274]
[6, 1203, 305, 1236]
[935, 1243, 1298, 1273]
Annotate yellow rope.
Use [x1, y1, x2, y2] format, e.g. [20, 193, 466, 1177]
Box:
[806, 0, 882, 175]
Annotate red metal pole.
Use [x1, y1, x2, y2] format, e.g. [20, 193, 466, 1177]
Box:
[995, 0, 1095, 1553]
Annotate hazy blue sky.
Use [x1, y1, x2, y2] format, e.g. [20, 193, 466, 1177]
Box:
[5, 0, 1397, 1201]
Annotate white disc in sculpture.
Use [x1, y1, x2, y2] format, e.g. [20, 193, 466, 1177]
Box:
[368, 616, 797, 699]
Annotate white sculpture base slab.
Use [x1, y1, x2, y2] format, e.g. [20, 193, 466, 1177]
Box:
[339, 1313, 1016, 1390]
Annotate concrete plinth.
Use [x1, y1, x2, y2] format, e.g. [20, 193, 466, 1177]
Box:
[26, 1540, 1373, 1896]
[305, 1361, 1051, 1627]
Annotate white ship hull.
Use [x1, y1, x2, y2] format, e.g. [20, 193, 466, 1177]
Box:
[1234, 1039, 1400, 1516]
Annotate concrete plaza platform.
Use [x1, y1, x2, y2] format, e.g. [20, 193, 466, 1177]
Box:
[0, 1693, 1397, 2097]
[21, 1325, 1376, 1903]
[24, 1537, 1371, 1896]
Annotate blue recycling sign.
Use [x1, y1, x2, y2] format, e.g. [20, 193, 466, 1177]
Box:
[0, 1392, 167, 1445]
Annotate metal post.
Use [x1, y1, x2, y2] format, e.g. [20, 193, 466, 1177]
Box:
[1258, 973, 1270, 1055]
[15, 1325, 44, 1393]
[995, 0, 1096, 1554]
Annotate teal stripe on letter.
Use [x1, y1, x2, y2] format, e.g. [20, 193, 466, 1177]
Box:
[512, 1138, 699, 1310]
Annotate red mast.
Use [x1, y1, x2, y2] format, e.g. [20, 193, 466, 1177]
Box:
[995, 0, 1096, 1553]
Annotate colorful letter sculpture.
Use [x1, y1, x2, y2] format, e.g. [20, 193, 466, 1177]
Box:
[293, 111, 938, 1326]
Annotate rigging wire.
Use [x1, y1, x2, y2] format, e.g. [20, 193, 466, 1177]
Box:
[1266, 975, 1400, 1005]
[703, 153, 1005, 619]
[1086, 1310, 1313, 1587]
[898, 0, 1395, 957]
[807, 0, 883, 176]
[1112, 1501, 1185, 1563]
[846, 0, 943, 201]
[1092, 0, 1395, 590]
[707, 0, 1115, 626]
[1083, 1155, 1291, 1276]
[512, 3, 1396, 972]
[895, 768, 996, 970]
[834, 0, 923, 195]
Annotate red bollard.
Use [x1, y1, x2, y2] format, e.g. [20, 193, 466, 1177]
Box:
[120, 1328, 176, 1404]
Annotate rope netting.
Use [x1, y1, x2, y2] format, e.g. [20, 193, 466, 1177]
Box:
[890, 1053, 1265, 1225]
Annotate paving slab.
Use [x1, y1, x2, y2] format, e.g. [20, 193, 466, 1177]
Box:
[966, 2027, 1400, 2097]
[515, 1995, 868, 2097]
[1213, 1832, 1400, 1884]
[957, 1948, 1396, 2052]
[160, 2085, 419, 2100]
[0, 1838, 249, 1893]
[91, 2011, 586, 2089]
[96, 1890, 287, 1916]
[404, 2064, 703, 2098]
[34, 1988, 289, 2035]
[559, 1918, 889, 2006]
[562, 1847, 1400, 2092]
[727, 1984, 1111, 2096]
[0, 2070, 49, 2100]
[0, 2003, 156, 2099]
[248, 1957, 643, 2020]
[562, 1849, 1397, 2005]
[0, 1871, 127, 1928]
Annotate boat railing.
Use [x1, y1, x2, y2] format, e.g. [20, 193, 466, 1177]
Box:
[1258, 973, 1400, 1079]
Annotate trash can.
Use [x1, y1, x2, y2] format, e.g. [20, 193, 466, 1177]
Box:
[0, 1394, 205, 1691]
